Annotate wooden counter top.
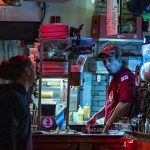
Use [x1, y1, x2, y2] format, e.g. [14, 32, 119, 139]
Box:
[33, 133, 124, 143]
[33, 133, 127, 150]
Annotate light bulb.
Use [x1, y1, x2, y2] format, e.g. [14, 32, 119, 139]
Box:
[91, 0, 95, 4]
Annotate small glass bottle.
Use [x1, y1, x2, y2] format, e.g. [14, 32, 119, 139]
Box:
[83, 103, 90, 120]
[77, 105, 84, 123]
[144, 118, 149, 133]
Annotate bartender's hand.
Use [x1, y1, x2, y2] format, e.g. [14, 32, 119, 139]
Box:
[86, 115, 97, 127]
[102, 121, 111, 134]
[102, 125, 109, 134]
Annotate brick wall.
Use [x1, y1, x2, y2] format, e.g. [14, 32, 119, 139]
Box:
[91, 74, 109, 116]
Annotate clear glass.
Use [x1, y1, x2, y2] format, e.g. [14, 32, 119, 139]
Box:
[34, 78, 79, 131]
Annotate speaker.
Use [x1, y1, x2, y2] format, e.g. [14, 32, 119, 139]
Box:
[91, 14, 106, 39]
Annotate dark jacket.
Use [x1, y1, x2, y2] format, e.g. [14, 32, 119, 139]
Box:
[0, 83, 31, 150]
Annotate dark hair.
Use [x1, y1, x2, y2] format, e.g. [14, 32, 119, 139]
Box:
[2, 55, 32, 81]
[0, 59, 9, 78]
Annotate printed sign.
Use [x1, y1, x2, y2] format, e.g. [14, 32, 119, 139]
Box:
[106, 0, 118, 36]
[81, 126, 103, 134]
[42, 116, 53, 128]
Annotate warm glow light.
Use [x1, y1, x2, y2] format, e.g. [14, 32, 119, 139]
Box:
[0, 0, 21, 6]
[125, 140, 134, 144]
[0, 0, 7, 5]
[91, 0, 95, 3]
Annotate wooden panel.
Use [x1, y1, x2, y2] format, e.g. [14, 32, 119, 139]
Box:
[33, 143, 78, 150]
[133, 141, 150, 150]
[91, 15, 142, 39]
[91, 15, 106, 39]
[33, 134, 126, 150]
[79, 143, 93, 150]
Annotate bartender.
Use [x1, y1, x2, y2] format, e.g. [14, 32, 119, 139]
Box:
[87, 44, 136, 133]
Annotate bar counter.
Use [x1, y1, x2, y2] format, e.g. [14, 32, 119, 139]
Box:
[32, 132, 130, 150]
[33, 131, 150, 150]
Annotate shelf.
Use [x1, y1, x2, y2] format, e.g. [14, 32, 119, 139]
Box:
[37, 38, 69, 44]
[41, 100, 60, 104]
[42, 59, 68, 62]
[98, 38, 144, 43]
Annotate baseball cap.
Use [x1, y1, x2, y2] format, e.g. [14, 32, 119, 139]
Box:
[98, 44, 121, 60]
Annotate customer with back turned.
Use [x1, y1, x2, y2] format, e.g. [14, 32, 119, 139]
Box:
[87, 44, 136, 133]
[0, 55, 36, 150]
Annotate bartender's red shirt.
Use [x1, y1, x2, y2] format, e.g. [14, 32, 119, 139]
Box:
[105, 67, 136, 123]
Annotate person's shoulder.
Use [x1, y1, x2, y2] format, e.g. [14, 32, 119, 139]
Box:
[121, 67, 134, 76]
[0, 89, 17, 108]
[119, 67, 135, 81]
[2, 84, 21, 101]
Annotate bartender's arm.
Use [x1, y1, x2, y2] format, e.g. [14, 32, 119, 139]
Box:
[102, 102, 131, 133]
[86, 106, 105, 127]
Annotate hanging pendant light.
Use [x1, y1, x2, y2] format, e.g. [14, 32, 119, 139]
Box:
[0, 0, 21, 6]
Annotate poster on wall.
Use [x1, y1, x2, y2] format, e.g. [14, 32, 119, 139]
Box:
[106, 0, 119, 36]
